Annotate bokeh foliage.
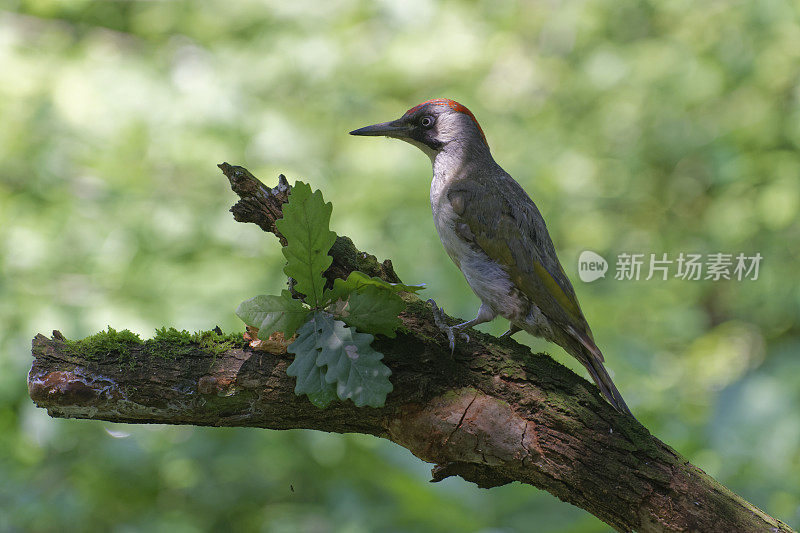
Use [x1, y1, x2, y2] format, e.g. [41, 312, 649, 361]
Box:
[1, 0, 799, 531]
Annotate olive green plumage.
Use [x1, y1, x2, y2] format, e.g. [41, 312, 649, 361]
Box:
[447, 173, 632, 415]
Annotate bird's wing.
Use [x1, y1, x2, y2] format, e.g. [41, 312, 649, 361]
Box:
[447, 174, 595, 342]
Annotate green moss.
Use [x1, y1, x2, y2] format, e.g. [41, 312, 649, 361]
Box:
[146, 327, 196, 359]
[63, 327, 245, 366]
[153, 326, 194, 344]
[194, 330, 239, 357]
[330, 236, 364, 270]
[146, 328, 245, 361]
[195, 329, 245, 370]
[64, 326, 143, 365]
[64, 326, 142, 358]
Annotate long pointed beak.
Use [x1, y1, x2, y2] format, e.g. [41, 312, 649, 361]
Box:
[349, 118, 410, 138]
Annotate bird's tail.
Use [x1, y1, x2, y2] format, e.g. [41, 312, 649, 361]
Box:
[580, 349, 633, 416]
[566, 327, 633, 417]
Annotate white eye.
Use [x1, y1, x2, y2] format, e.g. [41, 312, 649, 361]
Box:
[420, 116, 434, 128]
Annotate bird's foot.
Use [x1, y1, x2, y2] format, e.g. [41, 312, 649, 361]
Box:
[427, 299, 469, 354]
[499, 324, 521, 339]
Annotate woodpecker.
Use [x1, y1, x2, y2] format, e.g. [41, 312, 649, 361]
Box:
[350, 98, 632, 416]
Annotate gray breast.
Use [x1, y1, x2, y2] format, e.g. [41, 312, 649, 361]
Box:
[432, 190, 529, 321]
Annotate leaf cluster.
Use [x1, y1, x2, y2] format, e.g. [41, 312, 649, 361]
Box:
[235, 182, 423, 408]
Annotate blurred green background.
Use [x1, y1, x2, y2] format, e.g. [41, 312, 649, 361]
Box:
[2, 0, 799, 531]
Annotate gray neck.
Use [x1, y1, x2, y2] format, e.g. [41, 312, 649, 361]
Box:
[432, 138, 493, 181]
[430, 139, 495, 203]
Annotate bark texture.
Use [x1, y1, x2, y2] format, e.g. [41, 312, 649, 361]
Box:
[27, 163, 794, 533]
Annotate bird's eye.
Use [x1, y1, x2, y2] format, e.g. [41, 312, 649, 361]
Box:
[420, 116, 434, 128]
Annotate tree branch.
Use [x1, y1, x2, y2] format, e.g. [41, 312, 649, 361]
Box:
[27, 164, 794, 533]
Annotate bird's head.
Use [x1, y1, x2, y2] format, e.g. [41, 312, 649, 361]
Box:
[349, 98, 488, 158]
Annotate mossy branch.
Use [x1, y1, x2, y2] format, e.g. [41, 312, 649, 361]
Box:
[26, 164, 794, 533]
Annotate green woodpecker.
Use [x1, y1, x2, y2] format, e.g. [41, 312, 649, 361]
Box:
[350, 98, 632, 416]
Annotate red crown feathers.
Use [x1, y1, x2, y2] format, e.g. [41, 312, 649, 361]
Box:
[405, 98, 487, 145]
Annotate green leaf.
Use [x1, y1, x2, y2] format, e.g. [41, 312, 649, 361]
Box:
[287, 312, 393, 408]
[276, 181, 337, 307]
[286, 315, 337, 408]
[334, 285, 405, 338]
[323, 271, 425, 305]
[235, 290, 310, 339]
[315, 314, 393, 407]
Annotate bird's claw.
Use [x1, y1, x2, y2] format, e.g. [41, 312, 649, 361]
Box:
[427, 299, 468, 354]
[445, 327, 469, 354]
